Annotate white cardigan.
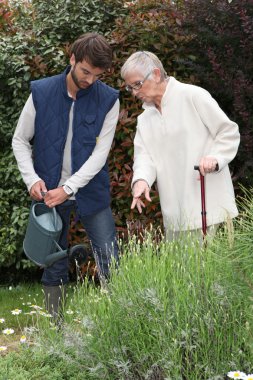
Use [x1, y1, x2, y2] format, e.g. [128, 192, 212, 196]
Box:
[132, 77, 240, 231]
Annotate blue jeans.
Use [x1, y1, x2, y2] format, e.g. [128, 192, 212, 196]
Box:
[42, 201, 119, 286]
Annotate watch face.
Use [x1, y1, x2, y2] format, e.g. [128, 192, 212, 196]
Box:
[63, 185, 73, 195]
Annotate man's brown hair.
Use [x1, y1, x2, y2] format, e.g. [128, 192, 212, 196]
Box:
[70, 33, 113, 70]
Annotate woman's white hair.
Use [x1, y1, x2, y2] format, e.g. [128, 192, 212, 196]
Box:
[121, 51, 167, 80]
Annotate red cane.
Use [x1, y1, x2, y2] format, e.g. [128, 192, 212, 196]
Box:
[194, 165, 207, 237]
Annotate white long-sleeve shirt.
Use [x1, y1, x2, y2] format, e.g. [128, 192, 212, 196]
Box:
[132, 77, 240, 231]
[12, 94, 119, 196]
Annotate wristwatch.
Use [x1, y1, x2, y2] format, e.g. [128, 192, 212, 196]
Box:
[62, 184, 74, 197]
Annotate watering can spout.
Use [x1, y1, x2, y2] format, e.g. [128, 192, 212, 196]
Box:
[44, 249, 68, 267]
[42, 244, 88, 267]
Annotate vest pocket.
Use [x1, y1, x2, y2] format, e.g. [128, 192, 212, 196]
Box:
[84, 114, 96, 124]
[82, 114, 97, 145]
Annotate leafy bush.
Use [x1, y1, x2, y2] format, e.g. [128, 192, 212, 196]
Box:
[0, 151, 30, 268]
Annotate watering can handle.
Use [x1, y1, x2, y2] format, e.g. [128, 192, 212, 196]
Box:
[39, 193, 58, 227]
[52, 206, 59, 230]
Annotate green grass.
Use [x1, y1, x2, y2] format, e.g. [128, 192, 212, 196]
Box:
[0, 283, 75, 352]
[1, 191, 253, 379]
[0, 283, 43, 323]
[65, 233, 253, 380]
[0, 283, 43, 347]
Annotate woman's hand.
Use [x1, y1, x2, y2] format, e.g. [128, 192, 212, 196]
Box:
[199, 156, 218, 176]
[131, 179, 151, 213]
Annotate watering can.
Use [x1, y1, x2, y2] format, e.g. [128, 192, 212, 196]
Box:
[23, 202, 87, 268]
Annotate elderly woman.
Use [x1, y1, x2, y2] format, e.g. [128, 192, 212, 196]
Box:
[121, 51, 240, 240]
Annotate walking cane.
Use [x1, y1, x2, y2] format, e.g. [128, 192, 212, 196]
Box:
[194, 166, 207, 237]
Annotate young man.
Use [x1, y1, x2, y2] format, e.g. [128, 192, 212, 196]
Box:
[12, 33, 119, 318]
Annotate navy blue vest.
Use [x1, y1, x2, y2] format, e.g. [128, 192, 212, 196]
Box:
[31, 66, 119, 216]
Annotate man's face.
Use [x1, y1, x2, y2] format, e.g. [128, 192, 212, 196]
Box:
[70, 54, 105, 89]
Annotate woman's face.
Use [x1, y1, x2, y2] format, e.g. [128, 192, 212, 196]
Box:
[124, 70, 157, 103]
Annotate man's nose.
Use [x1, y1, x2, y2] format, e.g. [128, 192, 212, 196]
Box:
[86, 74, 96, 85]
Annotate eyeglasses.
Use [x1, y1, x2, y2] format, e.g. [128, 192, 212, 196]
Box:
[125, 71, 152, 92]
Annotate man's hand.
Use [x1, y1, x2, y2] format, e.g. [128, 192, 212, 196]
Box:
[30, 180, 47, 201]
[44, 187, 70, 208]
[199, 156, 218, 176]
[131, 179, 151, 213]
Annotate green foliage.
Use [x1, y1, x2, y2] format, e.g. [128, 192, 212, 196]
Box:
[0, 151, 30, 267]
[1, 224, 253, 379]
[0, 0, 16, 31]
[225, 187, 253, 280]
[0, 350, 86, 380]
[72, 233, 252, 379]
[0, 283, 43, 330]
[31, 0, 126, 43]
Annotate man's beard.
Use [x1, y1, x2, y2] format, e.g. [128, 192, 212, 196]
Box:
[71, 66, 84, 89]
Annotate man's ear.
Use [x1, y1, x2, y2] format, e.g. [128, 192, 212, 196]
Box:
[153, 68, 162, 83]
[70, 54, 76, 67]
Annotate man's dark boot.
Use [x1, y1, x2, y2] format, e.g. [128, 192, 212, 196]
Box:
[43, 285, 66, 324]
